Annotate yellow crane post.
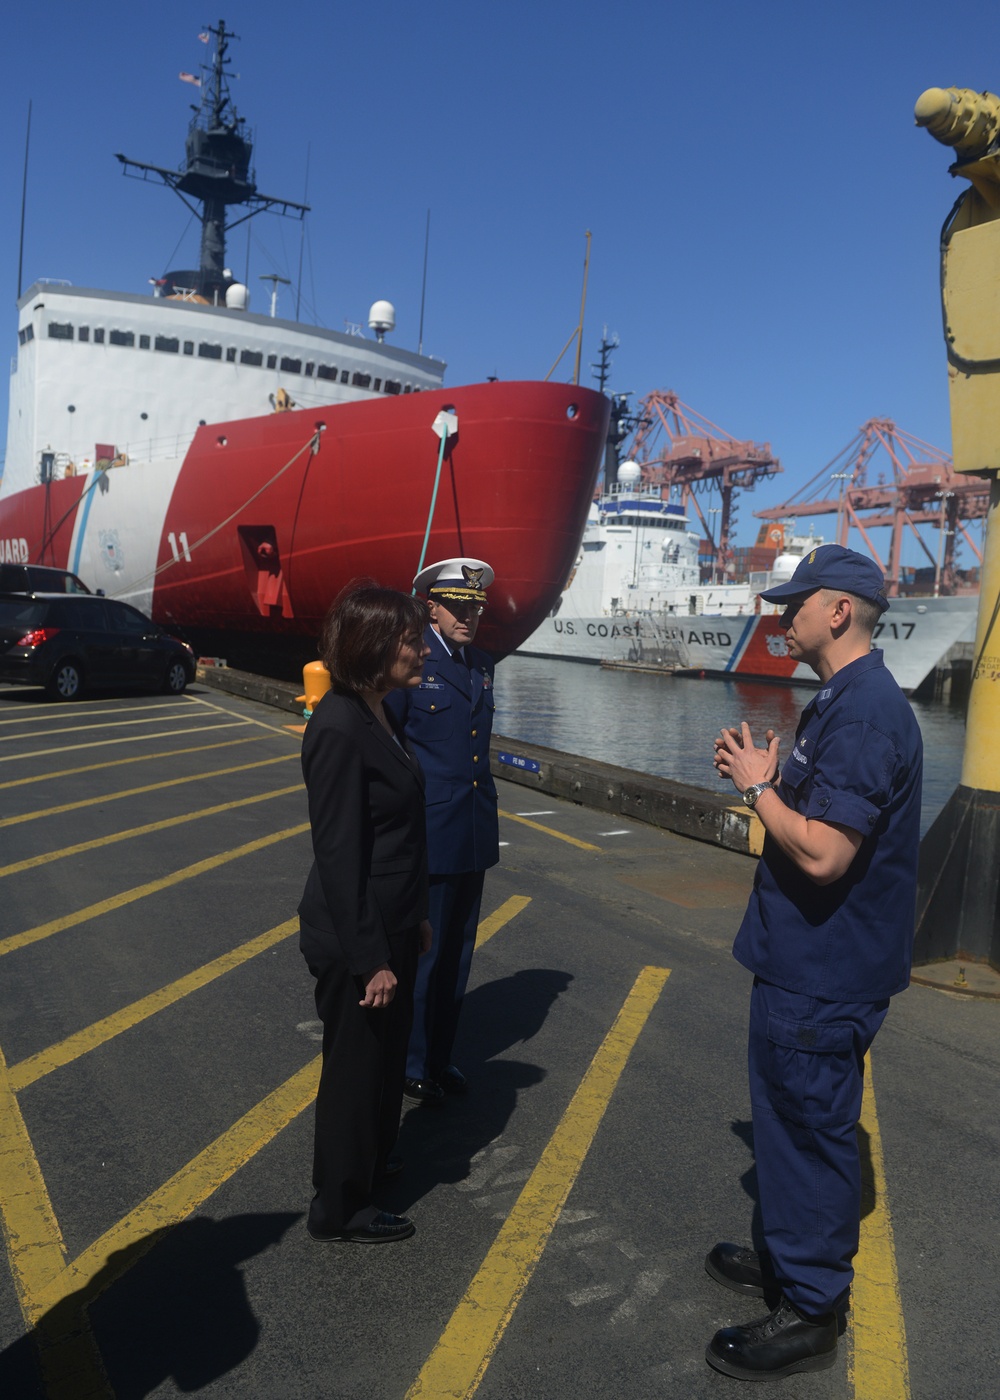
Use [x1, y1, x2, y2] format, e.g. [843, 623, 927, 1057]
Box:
[913, 86, 1000, 971]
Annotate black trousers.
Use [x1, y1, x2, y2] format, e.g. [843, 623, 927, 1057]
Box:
[304, 923, 419, 1233]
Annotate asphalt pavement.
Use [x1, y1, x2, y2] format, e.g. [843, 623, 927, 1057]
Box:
[0, 680, 995, 1400]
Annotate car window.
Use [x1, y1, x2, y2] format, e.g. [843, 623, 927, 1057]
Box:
[26, 568, 90, 595]
[0, 565, 30, 592]
[0, 565, 91, 595]
[0, 600, 47, 629]
[105, 601, 152, 635]
[50, 598, 112, 630]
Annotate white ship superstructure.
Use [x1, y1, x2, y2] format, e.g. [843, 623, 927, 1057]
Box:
[5, 283, 444, 495]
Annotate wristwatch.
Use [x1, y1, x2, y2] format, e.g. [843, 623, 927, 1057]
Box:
[742, 781, 774, 809]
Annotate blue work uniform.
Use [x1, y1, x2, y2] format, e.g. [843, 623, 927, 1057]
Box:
[386, 625, 499, 1081]
[733, 650, 922, 1315]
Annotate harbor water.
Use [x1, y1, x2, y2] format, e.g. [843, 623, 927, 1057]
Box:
[494, 655, 965, 838]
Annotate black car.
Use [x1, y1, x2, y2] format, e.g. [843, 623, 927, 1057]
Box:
[0, 593, 195, 700]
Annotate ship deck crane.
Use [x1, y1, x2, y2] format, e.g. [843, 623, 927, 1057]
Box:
[753, 418, 990, 596]
[625, 391, 782, 583]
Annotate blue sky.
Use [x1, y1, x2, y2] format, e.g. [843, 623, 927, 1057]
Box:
[1, 0, 994, 561]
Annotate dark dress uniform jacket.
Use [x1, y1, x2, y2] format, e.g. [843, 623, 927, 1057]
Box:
[386, 626, 500, 874]
[298, 689, 429, 975]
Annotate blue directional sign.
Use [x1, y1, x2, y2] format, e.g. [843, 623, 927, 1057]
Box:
[498, 751, 542, 773]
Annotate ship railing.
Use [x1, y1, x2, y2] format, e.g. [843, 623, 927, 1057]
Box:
[603, 481, 664, 500]
[115, 429, 199, 465]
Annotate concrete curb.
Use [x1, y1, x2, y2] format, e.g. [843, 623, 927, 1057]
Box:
[195, 664, 763, 857]
[489, 733, 763, 858]
[196, 662, 304, 716]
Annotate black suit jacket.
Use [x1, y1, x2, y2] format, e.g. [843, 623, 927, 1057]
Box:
[298, 689, 428, 975]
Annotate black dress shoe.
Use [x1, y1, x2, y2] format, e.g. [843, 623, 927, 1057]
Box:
[437, 1064, 468, 1095]
[377, 1153, 404, 1180]
[706, 1296, 837, 1379]
[308, 1210, 415, 1244]
[404, 1077, 445, 1104]
[705, 1241, 774, 1297]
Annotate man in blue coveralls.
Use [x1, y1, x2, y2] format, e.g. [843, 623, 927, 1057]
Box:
[706, 544, 922, 1381]
[386, 558, 500, 1105]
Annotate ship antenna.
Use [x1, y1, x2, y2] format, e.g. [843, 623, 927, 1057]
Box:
[418, 209, 430, 355]
[115, 20, 310, 306]
[17, 101, 32, 300]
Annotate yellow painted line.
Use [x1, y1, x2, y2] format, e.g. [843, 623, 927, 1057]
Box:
[0, 751, 300, 828]
[498, 808, 601, 852]
[33, 1054, 322, 1314]
[0, 691, 188, 710]
[0, 1041, 68, 1316]
[186, 690, 308, 737]
[847, 1054, 911, 1400]
[0, 700, 191, 726]
[0, 710, 215, 745]
[0, 735, 264, 791]
[0, 719, 252, 765]
[0, 821, 310, 958]
[31, 1309, 112, 1400]
[476, 895, 531, 947]
[407, 964, 670, 1400]
[0, 783, 303, 878]
[0, 1041, 110, 1395]
[9, 919, 298, 1091]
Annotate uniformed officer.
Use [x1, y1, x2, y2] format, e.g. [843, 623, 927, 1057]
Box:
[385, 558, 500, 1103]
[705, 545, 923, 1381]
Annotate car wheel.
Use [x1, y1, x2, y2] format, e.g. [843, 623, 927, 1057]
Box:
[162, 659, 190, 695]
[46, 659, 85, 701]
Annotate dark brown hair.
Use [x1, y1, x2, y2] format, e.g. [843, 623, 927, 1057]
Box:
[319, 579, 428, 693]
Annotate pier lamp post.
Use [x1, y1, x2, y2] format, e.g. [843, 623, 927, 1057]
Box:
[932, 490, 955, 597]
[914, 85, 1000, 970]
[831, 471, 851, 546]
[707, 506, 722, 583]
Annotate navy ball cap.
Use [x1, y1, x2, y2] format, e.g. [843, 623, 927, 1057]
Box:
[758, 544, 890, 613]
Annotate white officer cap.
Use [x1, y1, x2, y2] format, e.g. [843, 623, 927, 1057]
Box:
[413, 558, 494, 605]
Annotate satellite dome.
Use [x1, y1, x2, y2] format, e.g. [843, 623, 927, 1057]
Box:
[225, 283, 249, 311]
[617, 459, 641, 486]
[368, 300, 396, 341]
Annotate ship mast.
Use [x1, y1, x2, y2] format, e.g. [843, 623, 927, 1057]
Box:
[115, 20, 309, 303]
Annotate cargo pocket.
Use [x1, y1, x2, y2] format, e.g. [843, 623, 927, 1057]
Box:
[764, 1014, 861, 1129]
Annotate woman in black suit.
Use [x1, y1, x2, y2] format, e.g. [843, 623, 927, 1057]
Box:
[298, 583, 432, 1243]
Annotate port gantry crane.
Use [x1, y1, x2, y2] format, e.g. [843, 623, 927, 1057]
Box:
[752, 418, 990, 597]
[625, 390, 782, 584]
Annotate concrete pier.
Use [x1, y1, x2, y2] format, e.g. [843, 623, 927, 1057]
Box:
[0, 675, 996, 1399]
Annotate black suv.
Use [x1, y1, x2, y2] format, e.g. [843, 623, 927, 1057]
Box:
[0, 594, 195, 700]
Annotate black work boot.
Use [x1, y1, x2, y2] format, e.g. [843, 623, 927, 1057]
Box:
[705, 1242, 776, 1297]
[706, 1295, 838, 1379]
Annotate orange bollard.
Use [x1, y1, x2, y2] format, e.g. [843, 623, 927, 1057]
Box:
[298, 659, 331, 718]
